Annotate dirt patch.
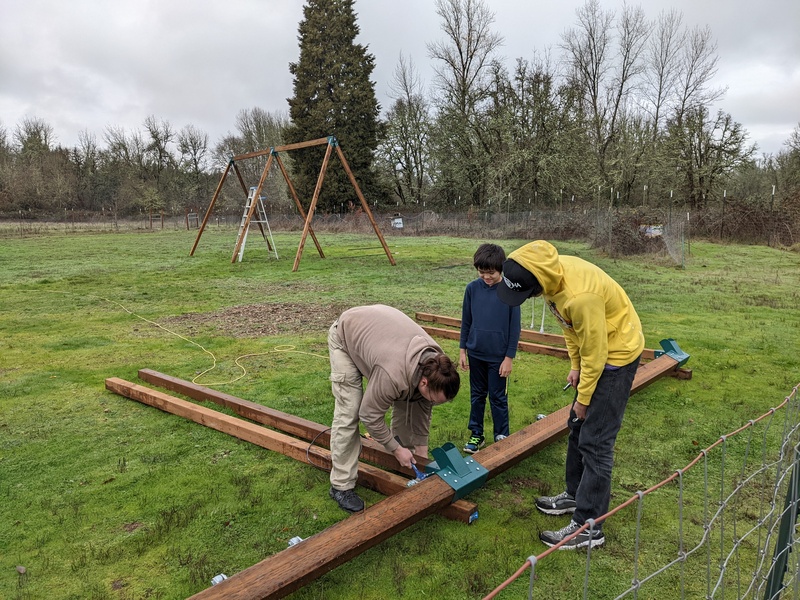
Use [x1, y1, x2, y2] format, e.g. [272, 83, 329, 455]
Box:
[165, 302, 348, 338]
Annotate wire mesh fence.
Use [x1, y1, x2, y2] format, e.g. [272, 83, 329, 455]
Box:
[484, 383, 800, 600]
[2, 201, 797, 251]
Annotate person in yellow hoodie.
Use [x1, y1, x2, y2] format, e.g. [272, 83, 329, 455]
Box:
[497, 240, 644, 550]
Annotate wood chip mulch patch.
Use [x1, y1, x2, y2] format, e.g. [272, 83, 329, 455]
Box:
[164, 302, 348, 338]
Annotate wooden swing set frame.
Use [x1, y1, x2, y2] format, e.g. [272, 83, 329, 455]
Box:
[190, 136, 396, 272]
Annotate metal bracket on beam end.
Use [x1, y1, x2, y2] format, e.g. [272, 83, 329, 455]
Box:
[653, 338, 690, 367]
[425, 442, 488, 501]
[327, 135, 338, 147]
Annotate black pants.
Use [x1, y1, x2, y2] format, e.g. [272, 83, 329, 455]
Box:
[566, 356, 640, 529]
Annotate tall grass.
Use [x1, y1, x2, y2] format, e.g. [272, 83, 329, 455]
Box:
[0, 228, 798, 599]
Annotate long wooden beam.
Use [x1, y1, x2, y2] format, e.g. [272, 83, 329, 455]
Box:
[190, 160, 231, 256]
[334, 143, 396, 267]
[417, 312, 567, 348]
[106, 378, 478, 524]
[137, 369, 407, 470]
[109, 349, 686, 600]
[191, 351, 685, 599]
[185, 407, 576, 599]
[416, 312, 692, 379]
[105, 377, 426, 496]
[136, 369, 478, 521]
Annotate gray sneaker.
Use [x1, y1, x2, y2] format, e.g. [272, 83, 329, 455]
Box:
[540, 520, 605, 549]
[329, 487, 365, 513]
[494, 434, 507, 442]
[535, 491, 576, 515]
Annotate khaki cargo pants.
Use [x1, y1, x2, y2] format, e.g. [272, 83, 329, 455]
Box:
[328, 319, 365, 491]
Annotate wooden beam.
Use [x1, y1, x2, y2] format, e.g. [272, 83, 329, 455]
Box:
[473, 351, 685, 474]
[185, 409, 575, 600]
[273, 137, 330, 153]
[334, 143, 396, 267]
[109, 377, 476, 523]
[272, 153, 324, 259]
[189, 467, 459, 599]
[136, 369, 477, 522]
[114, 347, 685, 600]
[292, 142, 333, 272]
[416, 312, 566, 347]
[190, 160, 231, 256]
[230, 153, 275, 263]
[416, 312, 692, 379]
[105, 377, 415, 494]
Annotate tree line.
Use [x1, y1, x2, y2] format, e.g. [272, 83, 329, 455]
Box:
[1, 0, 798, 242]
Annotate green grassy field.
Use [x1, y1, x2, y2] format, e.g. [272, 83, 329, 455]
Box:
[1, 227, 799, 599]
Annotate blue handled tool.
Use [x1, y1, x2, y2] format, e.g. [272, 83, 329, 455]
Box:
[406, 463, 429, 487]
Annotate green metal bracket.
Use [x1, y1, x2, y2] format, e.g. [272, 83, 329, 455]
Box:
[653, 338, 690, 367]
[327, 135, 338, 147]
[425, 442, 489, 501]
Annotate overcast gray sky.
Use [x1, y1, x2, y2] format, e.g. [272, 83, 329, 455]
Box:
[1, 0, 797, 157]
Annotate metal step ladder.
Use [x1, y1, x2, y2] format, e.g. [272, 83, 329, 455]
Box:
[235, 187, 279, 262]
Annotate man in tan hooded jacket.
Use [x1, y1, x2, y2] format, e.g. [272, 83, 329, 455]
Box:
[498, 241, 644, 549]
[327, 304, 460, 512]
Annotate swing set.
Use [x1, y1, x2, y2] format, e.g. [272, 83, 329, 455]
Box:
[189, 136, 396, 272]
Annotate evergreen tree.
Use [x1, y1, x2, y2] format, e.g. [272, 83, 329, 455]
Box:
[286, 0, 381, 213]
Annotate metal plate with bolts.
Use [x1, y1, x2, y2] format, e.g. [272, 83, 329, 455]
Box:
[425, 442, 489, 501]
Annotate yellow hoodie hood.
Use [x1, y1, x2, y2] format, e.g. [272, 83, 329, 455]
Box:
[507, 240, 564, 295]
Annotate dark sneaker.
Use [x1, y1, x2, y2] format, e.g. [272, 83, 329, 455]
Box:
[463, 434, 485, 454]
[540, 520, 605, 550]
[535, 491, 576, 515]
[329, 487, 365, 513]
[494, 434, 507, 442]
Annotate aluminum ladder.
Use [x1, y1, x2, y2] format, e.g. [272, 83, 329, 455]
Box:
[235, 187, 279, 262]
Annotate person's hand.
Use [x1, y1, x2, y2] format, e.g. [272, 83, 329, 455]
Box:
[393, 446, 415, 469]
[573, 401, 588, 421]
[499, 357, 513, 378]
[567, 369, 580, 388]
[459, 349, 469, 371]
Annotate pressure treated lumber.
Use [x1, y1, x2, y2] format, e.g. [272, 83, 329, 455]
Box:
[106, 378, 399, 492]
[185, 407, 574, 599]
[416, 312, 692, 379]
[137, 369, 405, 470]
[109, 349, 686, 599]
[188, 468, 459, 599]
[185, 350, 685, 599]
[108, 377, 476, 523]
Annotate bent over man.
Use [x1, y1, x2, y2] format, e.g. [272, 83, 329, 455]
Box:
[498, 241, 644, 549]
[327, 304, 460, 512]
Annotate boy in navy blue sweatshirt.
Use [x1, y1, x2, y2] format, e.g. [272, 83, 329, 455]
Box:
[459, 244, 522, 453]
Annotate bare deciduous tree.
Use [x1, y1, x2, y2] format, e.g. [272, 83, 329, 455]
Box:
[378, 53, 432, 204]
[643, 9, 684, 135]
[674, 25, 725, 123]
[427, 0, 503, 205]
[560, 0, 649, 186]
[428, 0, 503, 114]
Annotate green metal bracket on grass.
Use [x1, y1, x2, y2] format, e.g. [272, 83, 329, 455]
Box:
[654, 338, 690, 367]
[425, 442, 488, 501]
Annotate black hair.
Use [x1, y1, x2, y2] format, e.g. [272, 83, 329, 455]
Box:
[473, 243, 506, 272]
